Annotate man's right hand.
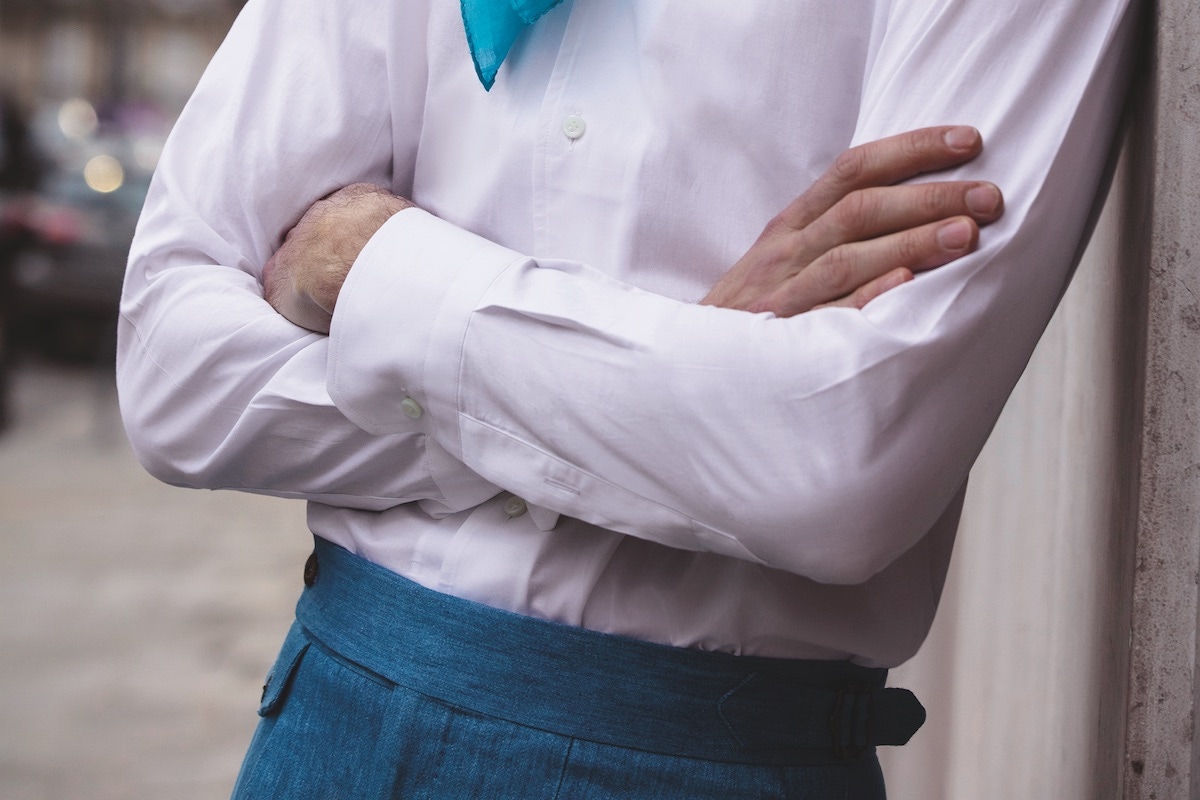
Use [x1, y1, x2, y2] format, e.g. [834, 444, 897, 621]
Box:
[701, 126, 1003, 316]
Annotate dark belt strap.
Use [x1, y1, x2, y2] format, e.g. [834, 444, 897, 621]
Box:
[717, 671, 926, 758]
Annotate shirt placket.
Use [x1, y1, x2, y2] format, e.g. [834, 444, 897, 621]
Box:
[531, 0, 590, 259]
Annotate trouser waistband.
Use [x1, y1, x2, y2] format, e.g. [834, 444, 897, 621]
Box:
[293, 537, 925, 767]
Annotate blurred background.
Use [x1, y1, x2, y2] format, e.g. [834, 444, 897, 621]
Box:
[0, 2, 312, 798]
[0, 0, 239, 373]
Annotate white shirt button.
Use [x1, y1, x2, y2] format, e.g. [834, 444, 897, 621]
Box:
[400, 397, 424, 419]
[503, 496, 528, 518]
[562, 114, 586, 140]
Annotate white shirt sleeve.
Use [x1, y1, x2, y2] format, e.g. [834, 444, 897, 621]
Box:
[116, 0, 503, 515]
[328, 0, 1137, 583]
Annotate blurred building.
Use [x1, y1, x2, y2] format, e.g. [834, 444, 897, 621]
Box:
[0, 0, 244, 372]
[0, 0, 242, 113]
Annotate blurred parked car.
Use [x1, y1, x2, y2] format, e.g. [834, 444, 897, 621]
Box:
[1, 93, 45, 431]
[9, 152, 150, 361]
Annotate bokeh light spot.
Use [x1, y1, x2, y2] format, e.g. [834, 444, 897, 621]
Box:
[58, 98, 98, 140]
[84, 155, 125, 193]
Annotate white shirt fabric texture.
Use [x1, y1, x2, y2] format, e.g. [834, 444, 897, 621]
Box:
[118, 0, 1136, 668]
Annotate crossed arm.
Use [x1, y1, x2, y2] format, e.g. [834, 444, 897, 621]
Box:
[118, 0, 1136, 584]
[265, 127, 1003, 335]
[255, 126, 1007, 583]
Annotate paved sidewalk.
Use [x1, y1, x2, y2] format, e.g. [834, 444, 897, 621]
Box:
[0, 360, 311, 800]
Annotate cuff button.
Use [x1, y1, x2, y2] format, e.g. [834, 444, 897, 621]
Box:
[401, 397, 424, 419]
[503, 496, 528, 518]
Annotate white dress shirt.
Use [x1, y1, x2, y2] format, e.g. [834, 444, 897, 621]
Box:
[118, 0, 1136, 666]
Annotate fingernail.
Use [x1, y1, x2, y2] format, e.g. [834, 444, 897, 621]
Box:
[944, 127, 979, 151]
[966, 184, 1001, 215]
[937, 219, 973, 250]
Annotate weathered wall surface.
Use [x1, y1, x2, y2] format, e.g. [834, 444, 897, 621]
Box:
[1124, 0, 1200, 795]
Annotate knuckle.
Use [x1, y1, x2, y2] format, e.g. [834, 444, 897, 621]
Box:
[830, 146, 867, 188]
[919, 183, 958, 217]
[752, 233, 803, 278]
[830, 190, 873, 237]
[858, 188, 885, 227]
[914, 126, 943, 156]
[814, 246, 857, 297]
[895, 229, 931, 267]
[898, 132, 933, 170]
[917, 126, 945, 155]
[760, 211, 792, 239]
[891, 127, 948, 173]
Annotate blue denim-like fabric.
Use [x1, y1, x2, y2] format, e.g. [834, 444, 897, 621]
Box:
[231, 538, 890, 799]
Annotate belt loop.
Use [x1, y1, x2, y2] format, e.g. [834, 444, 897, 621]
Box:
[830, 686, 870, 761]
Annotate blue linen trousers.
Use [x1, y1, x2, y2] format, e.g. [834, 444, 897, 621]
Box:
[231, 538, 889, 799]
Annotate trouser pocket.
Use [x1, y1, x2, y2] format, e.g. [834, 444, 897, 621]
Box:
[232, 622, 402, 800]
[258, 621, 310, 717]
